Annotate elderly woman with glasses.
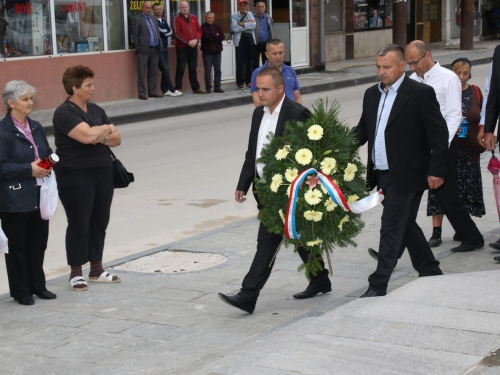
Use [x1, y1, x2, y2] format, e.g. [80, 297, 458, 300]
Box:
[0, 81, 56, 305]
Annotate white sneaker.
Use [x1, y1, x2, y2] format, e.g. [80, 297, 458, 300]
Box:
[173, 90, 183, 96]
[164, 91, 176, 97]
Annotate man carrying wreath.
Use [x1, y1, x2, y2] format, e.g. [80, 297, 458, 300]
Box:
[218, 67, 330, 314]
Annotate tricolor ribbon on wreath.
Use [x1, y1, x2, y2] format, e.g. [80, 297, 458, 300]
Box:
[284, 168, 385, 240]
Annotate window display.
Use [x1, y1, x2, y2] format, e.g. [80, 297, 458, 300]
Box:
[1, 0, 53, 57]
[354, 0, 393, 31]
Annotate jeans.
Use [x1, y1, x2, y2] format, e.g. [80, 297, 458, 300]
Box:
[159, 48, 175, 94]
[202, 52, 222, 90]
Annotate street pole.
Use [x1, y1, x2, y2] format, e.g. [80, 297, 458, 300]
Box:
[392, 1, 407, 47]
[460, 0, 474, 50]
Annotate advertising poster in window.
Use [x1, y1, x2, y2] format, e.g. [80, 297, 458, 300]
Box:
[354, 0, 393, 31]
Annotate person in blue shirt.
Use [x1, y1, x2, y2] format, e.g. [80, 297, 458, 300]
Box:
[153, 3, 182, 97]
[250, 39, 301, 106]
[252, 1, 274, 71]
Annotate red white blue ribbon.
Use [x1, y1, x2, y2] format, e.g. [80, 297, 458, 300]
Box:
[284, 168, 384, 239]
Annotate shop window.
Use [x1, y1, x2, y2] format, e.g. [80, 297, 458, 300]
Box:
[106, 0, 124, 50]
[325, 0, 341, 32]
[1, 0, 53, 58]
[210, 0, 230, 38]
[291, 0, 305, 27]
[354, 0, 393, 31]
[53, 0, 104, 53]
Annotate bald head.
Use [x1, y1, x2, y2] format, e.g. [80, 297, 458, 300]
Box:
[405, 40, 434, 78]
[179, 1, 189, 16]
[142, 0, 152, 16]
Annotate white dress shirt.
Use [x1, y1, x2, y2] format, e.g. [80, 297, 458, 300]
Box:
[410, 61, 462, 145]
[480, 62, 492, 126]
[256, 95, 285, 177]
[373, 73, 405, 170]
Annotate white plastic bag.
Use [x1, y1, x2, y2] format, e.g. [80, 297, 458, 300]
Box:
[0, 226, 8, 254]
[40, 171, 59, 220]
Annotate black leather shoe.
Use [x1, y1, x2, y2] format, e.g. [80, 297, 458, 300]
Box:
[453, 233, 462, 242]
[293, 280, 332, 299]
[14, 296, 35, 305]
[494, 256, 500, 262]
[489, 239, 500, 251]
[359, 288, 386, 298]
[368, 248, 379, 261]
[218, 293, 255, 314]
[214, 88, 225, 93]
[428, 237, 442, 247]
[451, 242, 484, 253]
[35, 290, 57, 300]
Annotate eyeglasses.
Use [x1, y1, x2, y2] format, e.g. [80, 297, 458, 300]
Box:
[406, 53, 427, 67]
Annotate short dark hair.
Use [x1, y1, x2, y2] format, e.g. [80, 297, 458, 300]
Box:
[266, 38, 284, 51]
[377, 44, 405, 64]
[152, 3, 162, 9]
[205, 11, 214, 16]
[256, 67, 284, 88]
[62, 65, 94, 95]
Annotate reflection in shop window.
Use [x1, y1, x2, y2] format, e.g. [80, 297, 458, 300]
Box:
[53, 0, 104, 54]
[354, 0, 393, 30]
[106, 0, 124, 50]
[325, 0, 341, 32]
[1, 0, 53, 58]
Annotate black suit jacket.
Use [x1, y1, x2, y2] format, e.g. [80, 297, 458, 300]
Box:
[132, 13, 163, 54]
[237, 96, 311, 193]
[353, 75, 448, 195]
[485, 45, 500, 136]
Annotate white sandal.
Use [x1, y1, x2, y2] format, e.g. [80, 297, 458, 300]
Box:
[88, 271, 121, 283]
[69, 276, 88, 291]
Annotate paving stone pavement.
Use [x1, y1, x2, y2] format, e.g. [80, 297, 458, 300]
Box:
[1, 41, 500, 374]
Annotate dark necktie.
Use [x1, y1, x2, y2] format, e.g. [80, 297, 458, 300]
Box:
[147, 16, 158, 44]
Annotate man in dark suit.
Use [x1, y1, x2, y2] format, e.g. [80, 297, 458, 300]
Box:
[484, 44, 500, 262]
[132, 1, 163, 100]
[353, 44, 448, 297]
[218, 67, 330, 314]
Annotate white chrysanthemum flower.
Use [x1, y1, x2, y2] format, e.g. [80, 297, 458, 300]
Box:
[270, 174, 283, 193]
[338, 215, 349, 231]
[278, 209, 285, 223]
[307, 124, 324, 141]
[347, 195, 359, 204]
[324, 198, 338, 212]
[285, 168, 299, 182]
[304, 210, 323, 222]
[275, 146, 290, 160]
[295, 148, 313, 166]
[306, 239, 323, 246]
[286, 185, 291, 197]
[320, 157, 337, 175]
[344, 163, 358, 182]
[304, 189, 323, 205]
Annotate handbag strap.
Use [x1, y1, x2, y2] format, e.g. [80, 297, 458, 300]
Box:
[108, 147, 118, 161]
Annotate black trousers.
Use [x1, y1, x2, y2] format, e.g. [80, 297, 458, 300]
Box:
[1, 191, 49, 299]
[369, 171, 442, 294]
[202, 52, 222, 90]
[159, 48, 175, 94]
[235, 34, 254, 86]
[56, 167, 114, 267]
[433, 139, 483, 244]
[175, 47, 200, 91]
[137, 47, 160, 96]
[253, 42, 267, 71]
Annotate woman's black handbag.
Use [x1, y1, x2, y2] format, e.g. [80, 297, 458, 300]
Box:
[109, 148, 134, 188]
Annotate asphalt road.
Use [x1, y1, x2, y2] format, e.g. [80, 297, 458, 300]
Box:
[0, 63, 492, 295]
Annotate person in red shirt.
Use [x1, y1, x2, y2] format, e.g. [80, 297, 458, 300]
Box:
[172, 1, 206, 94]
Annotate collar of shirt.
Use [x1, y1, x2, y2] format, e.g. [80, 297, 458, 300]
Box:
[378, 72, 405, 95]
[263, 93, 285, 116]
[413, 61, 441, 83]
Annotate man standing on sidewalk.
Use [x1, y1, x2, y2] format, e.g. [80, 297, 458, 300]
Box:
[218, 68, 331, 314]
[132, 1, 163, 100]
[172, 1, 206, 94]
[231, 0, 256, 90]
[153, 3, 182, 97]
[201, 11, 225, 93]
[354, 44, 447, 298]
[252, 1, 273, 71]
[250, 39, 301, 106]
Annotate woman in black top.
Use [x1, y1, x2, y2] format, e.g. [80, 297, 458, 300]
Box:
[0, 80, 56, 305]
[53, 66, 122, 291]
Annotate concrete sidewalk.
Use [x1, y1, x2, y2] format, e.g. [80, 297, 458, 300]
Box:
[1, 41, 499, 374]
[34, 40, 499, 135]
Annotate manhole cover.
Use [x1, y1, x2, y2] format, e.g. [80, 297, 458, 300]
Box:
[113, 250, 227, 273]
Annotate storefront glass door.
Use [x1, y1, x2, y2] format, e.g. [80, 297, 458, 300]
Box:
[289, 0, 308, 67]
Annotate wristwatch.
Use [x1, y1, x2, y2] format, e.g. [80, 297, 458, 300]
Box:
[103, 136, 109, 145]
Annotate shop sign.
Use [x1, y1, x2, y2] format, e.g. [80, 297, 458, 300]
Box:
[60, 2, 88, 13]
